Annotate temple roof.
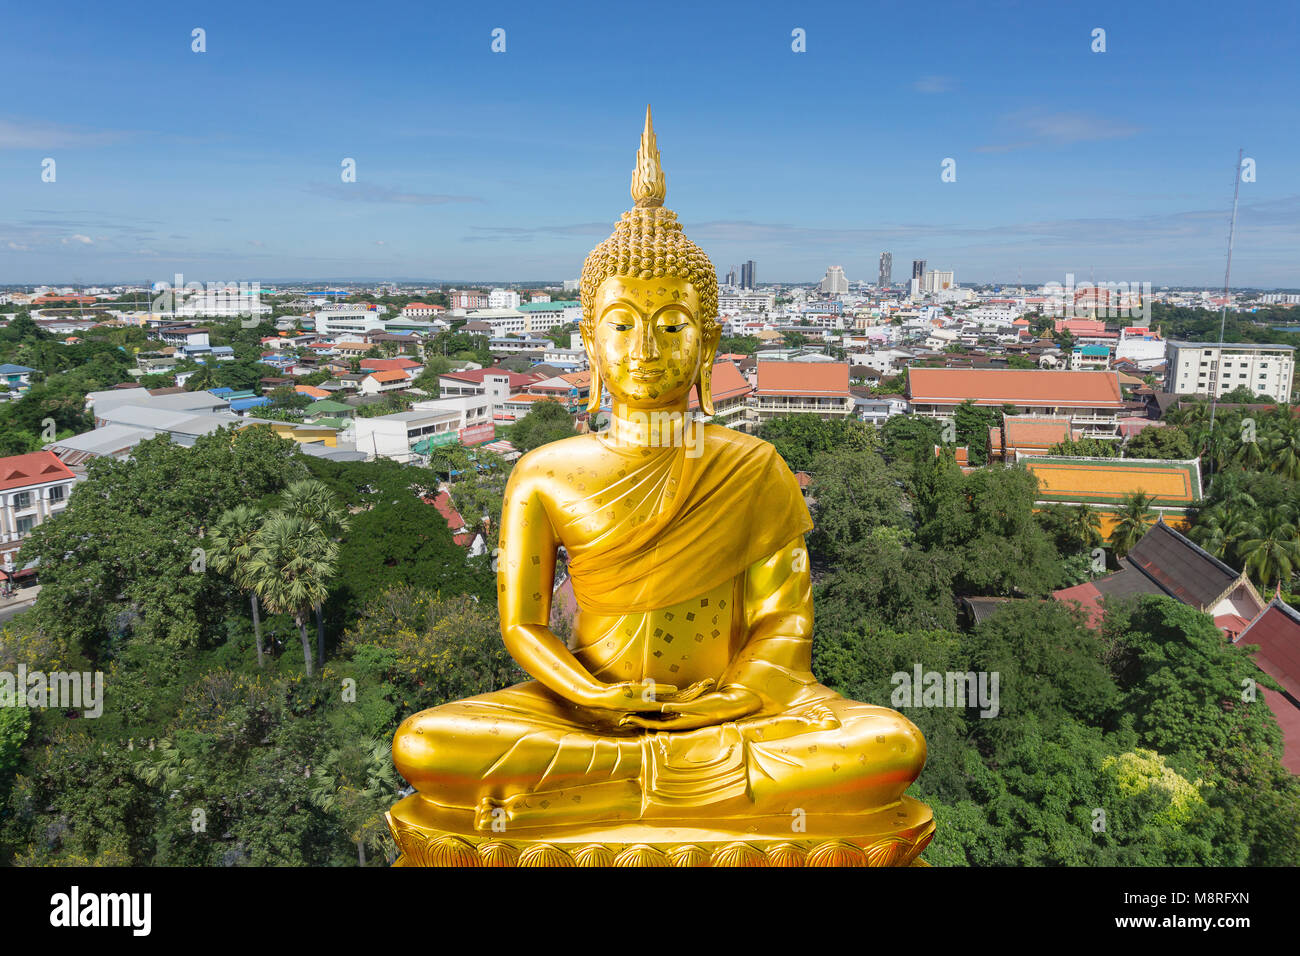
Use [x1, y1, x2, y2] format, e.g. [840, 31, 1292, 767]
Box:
[1235, 597, 1300, 699]
[1126, 519, 1248, 610]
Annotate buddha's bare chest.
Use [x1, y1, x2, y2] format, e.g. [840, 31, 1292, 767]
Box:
[568, 575, 743, 685]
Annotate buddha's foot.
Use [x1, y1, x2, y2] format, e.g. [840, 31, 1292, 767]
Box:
[474, 781, 643, 831]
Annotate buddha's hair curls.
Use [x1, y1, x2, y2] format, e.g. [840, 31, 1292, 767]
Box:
[579, 206, 719, 338]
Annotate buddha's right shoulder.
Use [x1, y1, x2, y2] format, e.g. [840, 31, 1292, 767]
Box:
[508, 435, 600, 486]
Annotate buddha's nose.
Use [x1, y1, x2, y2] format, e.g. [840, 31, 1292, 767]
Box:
[633, 322, 658, 360]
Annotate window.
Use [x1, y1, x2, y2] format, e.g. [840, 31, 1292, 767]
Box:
[13, 492, 30, 510]
[16, 516, 33, 535]
[48, 485, 65, 503]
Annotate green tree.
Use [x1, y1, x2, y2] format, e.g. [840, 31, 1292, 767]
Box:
[245, 513, 338, 677]
[207, 505, 268, 667]
[1109, 491, 1157, 558]
[278, 479, 350, 667]
[1238, 509, 1300, 590]
[510, 399, 575, 452]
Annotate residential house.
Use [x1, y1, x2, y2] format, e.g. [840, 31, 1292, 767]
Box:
[0, 451, 77, 573]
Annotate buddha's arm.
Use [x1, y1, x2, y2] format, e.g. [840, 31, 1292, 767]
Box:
[721, 533, 816, 712]
[497, 467, 671, 712]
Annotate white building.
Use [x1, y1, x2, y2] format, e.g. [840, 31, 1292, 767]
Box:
[464, 308, 527, 336]
[819, 266, 849, 295]
[922, 270, 956, 294]
[488, 288, 522, 310]
[177, 291, 271, 317]
[1165, 340, 1295, 402]
[353, 408, 463, 462]
[517, 301, 581, 334]
[315, 307, 388, 336]
[718, 292, 777, 314]
[0, 451, 78, 572]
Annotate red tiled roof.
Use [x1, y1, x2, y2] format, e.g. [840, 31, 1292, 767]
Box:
[0, 451, 75, 491]
[1236, 598, 1300, 698]
[441, 368, 541, 388]
[1003, 416, 1073, 449]
[755, 361, 850, 397]
[908, 368, 1124, 408]
[1052, 581, 1106, 628]
[368, 369, 409, 383]
[361, 357, 421, 371]
[425, 491, 467, 534]
[690, 361, 752, 408]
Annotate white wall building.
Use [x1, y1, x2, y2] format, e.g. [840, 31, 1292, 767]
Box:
[1165, 340, 1295, 402]
[0, 451, 78, 571]
[315, 307, 388, 337]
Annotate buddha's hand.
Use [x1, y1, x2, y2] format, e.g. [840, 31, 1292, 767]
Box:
[618, 687, 761, 730]
[581, 680, 681, 713]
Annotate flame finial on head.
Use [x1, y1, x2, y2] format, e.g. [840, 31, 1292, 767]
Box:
[631, 104, 666, 208]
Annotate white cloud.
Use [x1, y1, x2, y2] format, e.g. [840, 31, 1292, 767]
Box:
[0, 118, 127, 150]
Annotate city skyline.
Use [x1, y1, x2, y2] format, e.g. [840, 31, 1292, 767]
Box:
[2, 0, 1297, 286]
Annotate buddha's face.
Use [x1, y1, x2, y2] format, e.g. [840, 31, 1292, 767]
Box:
[586, 275, 707, 409]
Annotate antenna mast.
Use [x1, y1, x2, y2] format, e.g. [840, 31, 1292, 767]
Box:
[1206, 148, 1244, 486]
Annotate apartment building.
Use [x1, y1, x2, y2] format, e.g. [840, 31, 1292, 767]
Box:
[315, 306, 387, 337]
[517, 300, 581, 334]
[447, 289, 489, 310]
[1165, 340, 1295, 402]
[0, 451, 77, 571]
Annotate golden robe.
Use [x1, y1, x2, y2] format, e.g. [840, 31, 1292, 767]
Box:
[392, 426, 925, 821]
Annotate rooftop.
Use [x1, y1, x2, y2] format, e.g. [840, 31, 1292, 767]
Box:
[908, 368, 1125, 408]
[0, 451, 76, 491]
[755, 361, 851, 396]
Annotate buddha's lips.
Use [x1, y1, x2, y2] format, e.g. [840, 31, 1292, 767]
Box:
[630, 368, 665, 380]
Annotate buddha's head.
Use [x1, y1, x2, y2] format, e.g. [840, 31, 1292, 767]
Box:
[579, 106, 720, 414]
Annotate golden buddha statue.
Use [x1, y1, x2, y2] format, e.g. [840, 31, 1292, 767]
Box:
[387, 107, 933, 867]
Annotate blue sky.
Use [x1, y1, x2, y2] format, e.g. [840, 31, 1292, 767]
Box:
[2, 0, 1297, 287]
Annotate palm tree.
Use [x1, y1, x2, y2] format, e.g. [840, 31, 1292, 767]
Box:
[1189, 505, 1257, 566]
[1234, 433, 1265, 471]
[207, 505, 267, 667]
[1267, 423, 1300, 481]
[309, 738, 401, 866]
[245, 513, 338, 677]
[1109, 491, 1157, 558]
[1239, 510, 1300, 591]
[1068, 503, 1103, 550]
[279, 479, 350, 668]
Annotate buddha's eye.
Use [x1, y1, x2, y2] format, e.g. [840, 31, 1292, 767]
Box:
[659, 323, 686, 333]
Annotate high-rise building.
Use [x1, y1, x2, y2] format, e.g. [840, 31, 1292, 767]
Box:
[922, 270, 955, 293]
[725, 265, 738, 287]
[878, 252, 892, 288]
[740, 260, 756, 290]
[819, 265, 848, 295]
[912, 259, 926, 280]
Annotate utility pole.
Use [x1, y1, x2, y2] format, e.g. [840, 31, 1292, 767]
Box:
[1206, 148, 1244, 489]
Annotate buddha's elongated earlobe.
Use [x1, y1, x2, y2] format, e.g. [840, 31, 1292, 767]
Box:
[696, 357, 715, 416]
[587, 363, 603, 414]
[582, 326, 603, 413]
